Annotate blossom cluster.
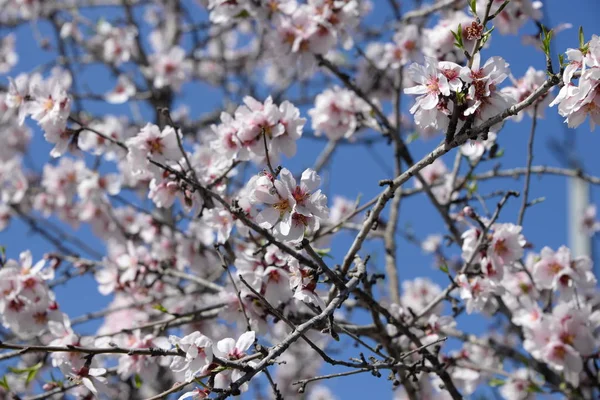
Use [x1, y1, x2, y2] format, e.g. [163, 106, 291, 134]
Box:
[308, 86, 372, 141]
[210, 96, 306, 164]
[249, 168, 329, 243]
[6, 69, 72, 157]
[552, 34, 600, 130]
[0, 251, 60, 339]
[2, 1, 600, 399]
[208, 0, 363, 72]
[404, 54, 514, 135]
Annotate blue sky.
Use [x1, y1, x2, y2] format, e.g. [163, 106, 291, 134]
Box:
[2, 0, 600, 398]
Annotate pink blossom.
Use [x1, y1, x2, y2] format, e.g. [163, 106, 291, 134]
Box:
[581, 204, 600, 236]
[126, 123, 181, 176]
[405, 57, 451, 112]
[0, 34, 18, 74]
[146, 46, 192, 91]
[309, 86, 371, 141]
[169, 331, 214, 381]
[105, 75, 136, 104]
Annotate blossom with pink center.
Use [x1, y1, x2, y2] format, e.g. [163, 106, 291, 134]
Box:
[422, 11, 476, 63]
[542, 341, 582, 384]
[0, 34, 17, 74]
[309, 86, 371, 141]
[146, 46, 192, 92]
[78, 116, 130, 160]
[532, 246, 595, 296]
[456, 274, 501, 314]
[503, 67, 554, 121]
[289, 261, 325, 308]
[203, 207, 234, 243]
[0, 157, 28, 204]
[250, 168, 328, 242]
[405, 57, 451, 112]
[329, 196, 357, 224]
[512, 303, 544, 329]
[210, 112, 245, 159]
[581, 204, 600, 236]
[169, 331, 214, 381]
[126, 123, 181, 176]
[104, 74, 136, 104]
[499, 369, 539, 400]
[262, 265, 292, 305]
[116, 331, 171, 380]
[551, 35, 600, 130]
[67, 366, 110, 397]
[28, 82, 72, 143]
[414, 158, 453, 203]
[92, 20, 138, 65]
[401, 277, 444, 316]
[488, 223, 526, 267]
[552, 302, 596, 356]
[215, 331, 255, 360]
[235, 96, 284, 155]
[178, 388, 211, 400]
[0, 251, 58, 339]
[148, 175, 181, 209]
[460, 54, 513, 120]
[460, 131, 497, 161]
[383, 24, 420, 68]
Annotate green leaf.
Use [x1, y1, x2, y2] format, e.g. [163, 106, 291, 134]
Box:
[489, 378, 506, 387]
[8, 362, 42, 376]
[579, 26, 585, 49]
[315, 248, 333, 259]
[0, 376, 10, 391]
[467, 181, 478, 196]
[439, 264, 449, 273]
[234, 9, 250, 18]
[452, 25, 464, 50]
[406, 131, 420, 144]
[494, 148, 505, 158]
[152, 304, 169, 314]
[469, 0, 477, 15]
[527, 383, 543, 393]
[9, 362, 42, 386]
[26, 370, 38, 385]
[134, 374, 143, 389]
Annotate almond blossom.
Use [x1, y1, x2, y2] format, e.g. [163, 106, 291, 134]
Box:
[460, 54, 514, 124]
[0, 251, 59, 339]
[251, 168, 328, 242]
[0, 33, 17, 74]
[532, 246, 596, 298]
[2, 2, 600, 399]
[309, 86, 371, 141]
[581, 204, 600, 236]
[169, 331, 214, 381]
[104, 75, 137, 104]
[552, 35, 600, 129]
[213, 331, 257, 393]
[126, 123, 182, 176]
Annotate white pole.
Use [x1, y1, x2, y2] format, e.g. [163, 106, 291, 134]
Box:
[568, 177, 592, 258]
